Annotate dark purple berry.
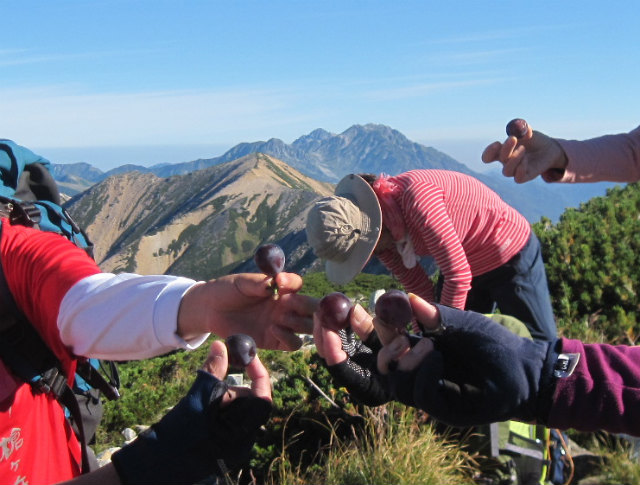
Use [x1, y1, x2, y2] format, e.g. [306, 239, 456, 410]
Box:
[506, 118, 529, 139]
[254, 244, 285, 277]
[318, 292, 354, 332]
[375, 289, 413, 331]
[225, 334, 257, 368]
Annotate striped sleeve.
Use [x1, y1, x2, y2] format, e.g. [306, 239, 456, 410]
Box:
[402, 181, 472, 308]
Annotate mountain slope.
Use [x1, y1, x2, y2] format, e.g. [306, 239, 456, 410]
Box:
[66, 154, 333, 279]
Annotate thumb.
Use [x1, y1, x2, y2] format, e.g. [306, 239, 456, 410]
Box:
[408, 293, 441, 331]
[350, 303, 374, 340]
[202, 340, 229, 380]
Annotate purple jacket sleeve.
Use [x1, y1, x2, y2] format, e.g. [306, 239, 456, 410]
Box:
[547, 338, 640, 435]
[552, 126, 640, 183]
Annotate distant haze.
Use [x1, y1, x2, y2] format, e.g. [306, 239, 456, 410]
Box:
[36, 144, 233, 172]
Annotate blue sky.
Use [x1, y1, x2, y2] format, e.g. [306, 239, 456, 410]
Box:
[1, 1, 638, 171]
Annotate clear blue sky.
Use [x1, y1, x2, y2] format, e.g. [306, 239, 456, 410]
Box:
[1, 1, 638, 171]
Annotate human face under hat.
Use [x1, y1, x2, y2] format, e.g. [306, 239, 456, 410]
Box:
[305, 174, 383, 285]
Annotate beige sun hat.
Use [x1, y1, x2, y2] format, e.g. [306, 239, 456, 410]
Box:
[305, 174, 382, 285]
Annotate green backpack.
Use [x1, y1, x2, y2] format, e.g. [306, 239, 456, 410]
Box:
[474, 314, 573, 485]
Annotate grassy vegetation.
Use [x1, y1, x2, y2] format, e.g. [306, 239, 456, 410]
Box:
[267, 405, 476, 485]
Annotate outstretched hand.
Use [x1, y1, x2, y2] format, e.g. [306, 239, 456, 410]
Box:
[314, 303, 374, 364]
[374, 294, 436, 374]
[481, 120, 568, 184]
[179, 272, 317, 351]
[373, 293, 556, 427]
[314, 303, 391, 406]
[202, 339, 272, 404]
[111, 339, 273, 484]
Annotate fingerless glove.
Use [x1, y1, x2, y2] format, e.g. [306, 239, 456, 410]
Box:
[386, 305, 559, 426]
[326, 328, 391, 406]
[112, 370, 271, 484]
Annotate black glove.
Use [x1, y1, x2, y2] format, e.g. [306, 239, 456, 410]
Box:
[385, 305, 559, 427]
[111, 370, 272, 484]
[325, 328, 391, 406]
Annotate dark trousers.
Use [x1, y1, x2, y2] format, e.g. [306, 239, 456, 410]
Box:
[437, 232, 557, 341]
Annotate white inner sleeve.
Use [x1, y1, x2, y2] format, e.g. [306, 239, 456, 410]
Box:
[58, 273, 210, 360]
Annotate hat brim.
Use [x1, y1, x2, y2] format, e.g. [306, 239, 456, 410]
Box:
[325, 174, 382, 285]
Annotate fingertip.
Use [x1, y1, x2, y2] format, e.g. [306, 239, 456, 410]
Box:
[203, 340, 228, 380]
[246, 354, 273, 401]
[246, 353, 267, 379]
[481, 142, 501, 163]
[274, 272, 303, 293]
[322, 329, 348, 365]
[408, 294, 441, 331]
[524, 122, 533, 140]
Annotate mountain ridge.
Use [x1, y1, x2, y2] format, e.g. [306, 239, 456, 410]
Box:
[55, 123, 615, 222]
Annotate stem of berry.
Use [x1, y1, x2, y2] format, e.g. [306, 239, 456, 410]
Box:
[268, 280, 280, 300]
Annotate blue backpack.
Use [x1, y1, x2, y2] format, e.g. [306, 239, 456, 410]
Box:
[0, 139, 120, 473]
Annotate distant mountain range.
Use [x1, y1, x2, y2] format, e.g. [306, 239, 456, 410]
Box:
[54, 124, 615, 224]
[61, 130, 620, 281]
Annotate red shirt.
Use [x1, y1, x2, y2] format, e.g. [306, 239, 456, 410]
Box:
[0, 221, 101, 484]
[377, 170, 531, 308]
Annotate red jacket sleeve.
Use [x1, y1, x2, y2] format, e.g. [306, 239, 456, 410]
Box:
[548, 337, 640, 436]
[0, 220, 101, 374]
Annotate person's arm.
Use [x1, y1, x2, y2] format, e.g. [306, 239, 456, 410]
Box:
[374, 294, 640, 437]
[482, 121, 640, 184]
[547, 338, 640, 434]
[60, 270, 316, 360]
[61, 340, 273, 485]
[58, 273, 204, 360]
[555, 126, 640, 183]
[1, 222, 316, 366]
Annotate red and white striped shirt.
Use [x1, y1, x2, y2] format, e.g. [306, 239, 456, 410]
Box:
[376, 170, 531, 309]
